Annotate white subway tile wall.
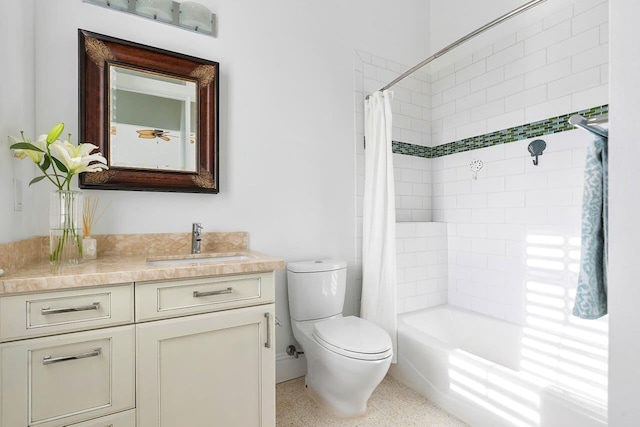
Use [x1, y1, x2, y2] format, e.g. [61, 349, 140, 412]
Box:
[429, 0, 608, 146]
[396, 222, 448, 314]
[354, 0, 608, 321]
[360, 53, 432, 148]
[394, 154, 433, 222]
[434, 130, 588, 322]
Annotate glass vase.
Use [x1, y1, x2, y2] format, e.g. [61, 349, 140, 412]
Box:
[50, 190, 83, 266]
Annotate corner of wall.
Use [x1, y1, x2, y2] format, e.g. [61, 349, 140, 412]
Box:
[276, 353, 307, 384]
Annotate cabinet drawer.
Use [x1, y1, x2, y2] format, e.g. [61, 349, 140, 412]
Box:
[135, 272, 275, 321]
[0, 325, 135, 427]
[65, 409, 136, 427]
[0, 284, 134, 342]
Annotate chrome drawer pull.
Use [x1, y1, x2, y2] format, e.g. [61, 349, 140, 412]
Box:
[41, 302, 100, 315]
[193, 287, 233, 298]
[265, 312, 271, 349]
[43, 348, 102, 365]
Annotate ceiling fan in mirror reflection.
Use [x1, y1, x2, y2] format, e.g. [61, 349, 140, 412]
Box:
[136, 129, 176, 143]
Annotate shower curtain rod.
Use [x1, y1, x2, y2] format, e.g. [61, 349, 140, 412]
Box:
[368, 0, 547, 98]
[569, 114, 609, 139]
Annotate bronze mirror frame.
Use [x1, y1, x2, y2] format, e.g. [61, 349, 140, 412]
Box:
[78, 29, 219, 193]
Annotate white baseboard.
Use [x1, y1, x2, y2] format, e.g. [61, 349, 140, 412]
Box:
[276, 352, 307, 383]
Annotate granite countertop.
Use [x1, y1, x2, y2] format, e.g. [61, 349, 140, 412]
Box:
[0, 232, 285, 295]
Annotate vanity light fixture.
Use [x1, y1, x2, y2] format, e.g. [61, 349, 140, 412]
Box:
[83, 0, 216, 37]
[136, 0, 173, 23]
[92, 0, 129, 11]
[179, 1, 212, 33]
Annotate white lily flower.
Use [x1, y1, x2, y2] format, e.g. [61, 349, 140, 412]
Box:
[50, 140, 108, 174]
[11, 134, 47, 164]
[9, 122, 107, 191]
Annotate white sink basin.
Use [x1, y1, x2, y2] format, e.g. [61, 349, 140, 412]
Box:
[146, 255, 250, 267]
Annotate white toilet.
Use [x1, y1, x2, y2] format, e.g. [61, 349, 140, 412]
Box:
[287, 260, 392, 418]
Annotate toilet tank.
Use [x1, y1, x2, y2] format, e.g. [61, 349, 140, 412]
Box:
[287, 260, 347, 321]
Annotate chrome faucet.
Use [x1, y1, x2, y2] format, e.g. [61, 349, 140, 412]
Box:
[191, 223, 203, 254]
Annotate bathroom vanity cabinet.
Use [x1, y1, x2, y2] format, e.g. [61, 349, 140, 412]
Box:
[136, 273, 275, 427]
[0, 271, 276, 427]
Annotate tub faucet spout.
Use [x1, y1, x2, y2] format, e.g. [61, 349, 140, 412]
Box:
[192, 223, 203, 254]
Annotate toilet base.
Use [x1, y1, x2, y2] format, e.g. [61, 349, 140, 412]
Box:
[291, 317, 392, 419]
[306, 381, 367, 419]
[303, 345, 390, 418]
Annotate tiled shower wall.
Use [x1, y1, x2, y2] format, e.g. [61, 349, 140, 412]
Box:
[429, 0, 608, 146]
[396, 222, 448, 314]
[434, 130, 588, 322]
[354, 0, 609, 323]
[359, 52, 431, 147]
[429, 0, 608, 322]
[393, 155, 432, 222]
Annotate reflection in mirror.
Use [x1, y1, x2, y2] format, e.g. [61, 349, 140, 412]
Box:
[109, 66, 198, 172]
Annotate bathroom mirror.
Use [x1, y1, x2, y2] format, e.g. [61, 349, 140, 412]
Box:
[78, 30, 219, 193]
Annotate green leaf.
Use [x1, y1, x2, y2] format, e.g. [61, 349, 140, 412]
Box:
[10, 142, 45, 152]
[28, 176, 46, 186]
[52, 156, 69, 173]
[40, 155, 51, 170]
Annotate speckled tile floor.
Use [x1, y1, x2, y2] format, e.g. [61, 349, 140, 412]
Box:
[276, 375, 468, 426]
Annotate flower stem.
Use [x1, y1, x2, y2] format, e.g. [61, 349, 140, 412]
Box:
[45, 146, 64, 190]
[50, 191, 82, 265]
[36, 163, 61, 188]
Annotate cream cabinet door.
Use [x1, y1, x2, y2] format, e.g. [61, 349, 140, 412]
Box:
[0, 325, 135, 427]
[64, 409, 136, 427]
[136, 303, 275, 427]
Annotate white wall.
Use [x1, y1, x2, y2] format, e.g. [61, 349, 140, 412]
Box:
[0, 0, 36, 244]
[7, 0, 430, 378]
[608, 0, 640, 423]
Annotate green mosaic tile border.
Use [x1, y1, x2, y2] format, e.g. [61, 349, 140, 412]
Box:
[392, 141, 431, 158]
[392, 104, 608, 159]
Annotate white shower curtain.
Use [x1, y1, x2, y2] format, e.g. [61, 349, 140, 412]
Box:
[361, 90, 397, 362]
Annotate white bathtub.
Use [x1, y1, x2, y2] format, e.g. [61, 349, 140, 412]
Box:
[389, 305, 607, 427]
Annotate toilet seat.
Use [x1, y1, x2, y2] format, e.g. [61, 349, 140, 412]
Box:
[312, 316, 392, 361]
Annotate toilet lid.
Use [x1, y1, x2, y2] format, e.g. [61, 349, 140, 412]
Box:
[312, 316, 392, 361]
